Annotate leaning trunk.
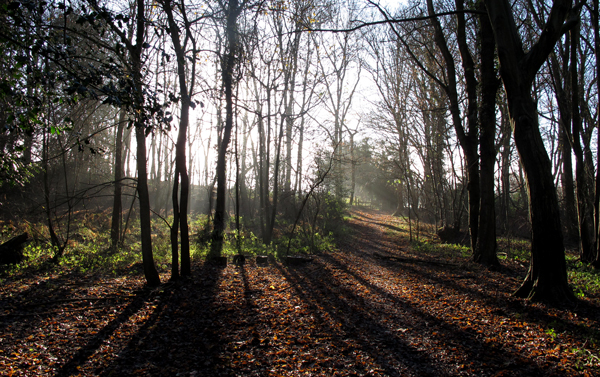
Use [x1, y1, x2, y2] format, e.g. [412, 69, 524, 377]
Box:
[510, 95, 572, 301]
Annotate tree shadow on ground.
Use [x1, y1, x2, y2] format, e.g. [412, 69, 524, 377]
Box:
[2, 211, 598, 376]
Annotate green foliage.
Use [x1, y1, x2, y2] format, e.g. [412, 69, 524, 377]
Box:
[545, 327, 557, 339]
[571, 347, 600, 371]
[297, 191, 348, 242]
[411, 233, 600, 300]
[0, 216, 182, 280]
[0, 152, 38, 188]
[281, 229, 336, 259]
[411, 240, 471, 258]
[566, 256, 600, 297]
[496, 238, 530, 262]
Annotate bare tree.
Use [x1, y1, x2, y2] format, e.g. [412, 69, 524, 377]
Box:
[211, 0, 243, 256]
[484, 0, 576, 302]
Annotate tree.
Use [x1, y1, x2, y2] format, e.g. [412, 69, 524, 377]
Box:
[425, 0, 479, 256]
[484, 0, 576, 303]
[80, 0, 162, 286]
[467, 1, 500, 266]
[211, 0, 243, 256]
[592, 0, 600, 267]
[110, 109, 127, 250]
[315, 2, 362, 200]
[371, 1, 482, 253]
[130, 0, 161, 286]
[159, 0, 201, 278]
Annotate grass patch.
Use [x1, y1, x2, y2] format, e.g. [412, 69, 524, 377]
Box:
[408, 231, 600, 302]
[566, 255, 600, 298]
[497, 237, 530, 262]
[411, 239, 471, 259]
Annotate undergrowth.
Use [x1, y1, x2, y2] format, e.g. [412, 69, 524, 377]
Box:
[0, 212, 338, 281]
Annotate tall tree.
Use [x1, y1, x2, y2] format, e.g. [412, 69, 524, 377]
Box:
[315, 5, 362, 199]
[211, 0, 242, 256]
[593, 0, 600, 267]
[425, 0, 479, 255]
[159, 0, 200, 278]
[110, 109, 127, 250]
[484, 0, 576, 302]
[84, 0, 162, 286]
[131, 0, 161, 286]
[468, 1, 500, 266]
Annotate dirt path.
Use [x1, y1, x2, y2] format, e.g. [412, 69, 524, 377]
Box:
[1, 208, 599, 376]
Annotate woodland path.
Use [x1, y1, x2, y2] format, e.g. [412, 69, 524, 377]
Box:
[1, 208, 599, 376]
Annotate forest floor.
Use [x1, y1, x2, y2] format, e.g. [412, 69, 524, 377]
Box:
[1, 208, 600, 376]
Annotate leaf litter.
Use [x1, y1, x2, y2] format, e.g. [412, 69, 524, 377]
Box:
[1, 208, 599, 376]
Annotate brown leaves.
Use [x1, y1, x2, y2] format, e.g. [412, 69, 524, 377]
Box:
[1, 209, 599, 375]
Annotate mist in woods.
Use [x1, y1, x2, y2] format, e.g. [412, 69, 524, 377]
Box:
[1, 0, 599, 301]
[4, 0, 600, 375]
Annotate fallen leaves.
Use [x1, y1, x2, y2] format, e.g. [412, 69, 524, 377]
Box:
[0, 209, 599, 375]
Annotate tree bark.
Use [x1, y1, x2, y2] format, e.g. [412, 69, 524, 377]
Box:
[549, 48, 578, 243]
[162, 0, 192, 277]
[593, 0, 600, 266]
[427, 0, 479, 253]
[498, 103, 512, 235]
[569, 17, 596, 263]
[132, 0, 160, 287]
[485, 0, 574, 303]
[212, 0, 240, 256]
[111, 109, 126, 250]
[473, 3, 500, 266]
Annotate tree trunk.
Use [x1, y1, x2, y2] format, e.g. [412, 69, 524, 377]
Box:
[163, 0, 191, 277]
[111, 109, 126, 250]
[499, 103, 512, 235]
[510, 95, 572, 301]
[474, 4, 499, 266]
[427, 0, 479, 252]
[569, 19, 596, 263]
[135, 124, 161, 287]
[133, 0, 160, 287]
[170, 173, 180, 280]
[212, 0, 240, 256]
[349, 132, 356, 206]
[593, 0, 600, 266]
[559, 109, 578, 242]
[485, 0, 575, 303]
[43, 128, 64, 262]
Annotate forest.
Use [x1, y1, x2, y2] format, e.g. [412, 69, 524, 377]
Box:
[1, 0, 600, 375]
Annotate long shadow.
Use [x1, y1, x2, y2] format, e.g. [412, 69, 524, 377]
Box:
[98, 261, 227, 376]
[0, 270, 115, 345]
[55, 285, 155, 376]
[353, 231, 600, 346]
[279, 253, 550, 376]
[335, 221, 600, 372]
[341, 220, 405, 255]
[274, 262, 443, 376]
